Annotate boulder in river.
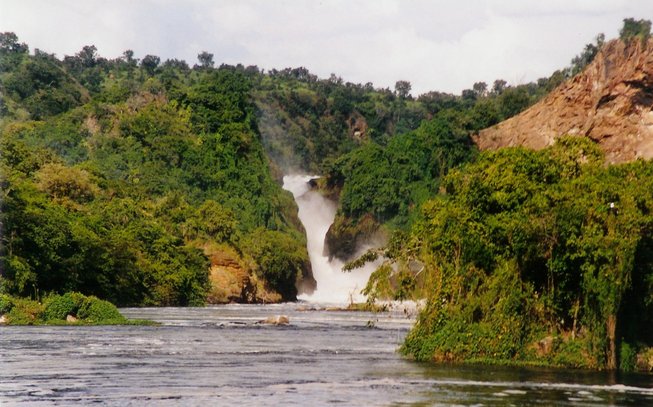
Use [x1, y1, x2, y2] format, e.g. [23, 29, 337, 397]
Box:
[260, 315, 289, 325]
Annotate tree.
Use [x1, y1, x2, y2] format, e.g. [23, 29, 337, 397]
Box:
[492, 79, 507, 95]
[395, 80, 412, 99]
[619, 18, 652, 42]
[192, 200, 237, 242]
[163, 58, 189, 71]
[417, 91, 458, 114]
[328, 73, 343, 86]
[197, 51, 214, 69]
[596, 33, 606, 48]
[77, 45, 98, 68]
[472, 81, 488, 97]
[123, 49, 138, 67]
[36, 163, 98, 204]
[461, 88, 476, 101]
[0, 32, 28, 72]
[498, 86, 531, 119]
[141, 54, 160, 75]
[0, 32, 28, 54]
[569, 33, 605, 75]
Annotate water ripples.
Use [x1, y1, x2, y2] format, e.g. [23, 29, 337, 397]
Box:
[1, 304, 652, 406]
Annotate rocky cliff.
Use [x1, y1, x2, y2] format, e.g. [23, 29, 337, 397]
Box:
[474, 38, 653, 163]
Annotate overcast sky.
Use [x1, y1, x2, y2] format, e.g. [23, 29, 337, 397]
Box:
[2, 1, 652, 95]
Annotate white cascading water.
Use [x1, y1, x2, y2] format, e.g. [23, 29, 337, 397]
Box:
[283, 175, 376, 304]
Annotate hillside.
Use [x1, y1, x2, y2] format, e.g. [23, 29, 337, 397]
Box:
[475, 38, 653, 163]
[381, 23, 653, 372]
[254, 67, 564, 261]
[0, 34, 314, 306]
[0, 31, 568, 306]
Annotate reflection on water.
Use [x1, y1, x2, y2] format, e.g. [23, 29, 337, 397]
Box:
[1, 304, 652, 406]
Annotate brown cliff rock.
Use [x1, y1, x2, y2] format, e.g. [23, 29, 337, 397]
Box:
[205, 243, 282, 304]
[474, 38, 653, 163]
[347, 112, 369, 141]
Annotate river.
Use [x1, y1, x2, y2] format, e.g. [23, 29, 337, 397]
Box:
[2, 304, 653, 406]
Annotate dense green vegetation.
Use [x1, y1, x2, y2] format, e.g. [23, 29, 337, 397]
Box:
[313, 70, 574, 259]
[0, 33, 310, 305]
[342, 19, 653, 371]
[0, 30, 570, 304]
[0, 292, 147, 325]
[359, 137, 653, 370]
[257, 31, 612, 261]
[256, 64, 565, 175]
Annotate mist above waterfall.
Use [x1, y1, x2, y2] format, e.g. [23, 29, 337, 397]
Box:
[283, 175, 376, 304]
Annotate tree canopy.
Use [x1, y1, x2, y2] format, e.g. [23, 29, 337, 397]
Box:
[0, 34, 311, 305]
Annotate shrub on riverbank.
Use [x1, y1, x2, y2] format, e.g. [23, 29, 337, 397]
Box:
[0, 293, 141, 325]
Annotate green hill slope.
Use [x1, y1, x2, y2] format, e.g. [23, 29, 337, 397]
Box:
[0, 34, 312, 305]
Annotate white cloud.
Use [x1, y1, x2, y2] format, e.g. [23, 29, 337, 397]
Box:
[1, 0, 651, 94]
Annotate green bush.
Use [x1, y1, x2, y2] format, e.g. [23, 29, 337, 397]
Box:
[7, 307, 33, 325]
[620, 342, 637, 372]
[619, 18, 651, 42]
[77, 296, 125, 322]
[5, 297, 44, 325]
[552, 339, 591, 369]
[43, 292, 85, 320]
[245, 228, 309, 301]
[0, 293, 14, 314]
[0, 293, 132, 325]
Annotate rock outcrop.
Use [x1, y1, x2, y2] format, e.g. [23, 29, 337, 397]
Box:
[324, 213, 387, 262]
[259, 315, 290, 325]
[474, 38, 653, 163]
[347, 112, 369, 141]
[206, 244, 282, 304]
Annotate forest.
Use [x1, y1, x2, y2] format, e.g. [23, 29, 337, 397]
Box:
[0, 33, 310, 306]
[0, 29, 561, 306]
[397, 138, 653, 371]
[1, 17, 653, 370]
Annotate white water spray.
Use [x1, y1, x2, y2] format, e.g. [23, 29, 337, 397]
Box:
[283, 175, 376, 304]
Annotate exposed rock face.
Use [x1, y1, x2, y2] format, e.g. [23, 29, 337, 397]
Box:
[475, 38, 653, 163]
[324, 213, 387, 262]
[206, 244, 282, 304]
[347, 112, 369, 141]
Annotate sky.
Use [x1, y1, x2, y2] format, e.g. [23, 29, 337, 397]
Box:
[1, 0, 652, 95]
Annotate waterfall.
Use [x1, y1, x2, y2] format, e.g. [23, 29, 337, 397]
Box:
[283, 175, 375, 304]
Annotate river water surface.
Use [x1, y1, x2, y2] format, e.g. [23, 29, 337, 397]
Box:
[2, 304, 653, 406]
